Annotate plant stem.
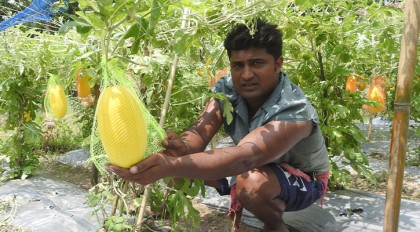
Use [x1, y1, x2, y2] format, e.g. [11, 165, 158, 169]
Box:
[317, 50, 330, 148]
[135, 8, 190, 231]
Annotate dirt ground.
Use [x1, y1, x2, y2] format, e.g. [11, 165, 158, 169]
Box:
[348, 162, 420, 202]
[35, 158, 262, 232]
[32, 155, 420, 232]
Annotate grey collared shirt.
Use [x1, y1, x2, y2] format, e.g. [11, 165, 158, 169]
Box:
[214, 72, 330, 180]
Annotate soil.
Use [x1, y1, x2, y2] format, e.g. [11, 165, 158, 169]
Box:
[347, 159, 420, 202]
[33, 155, 420, 232]
[36, 158, 262, 232]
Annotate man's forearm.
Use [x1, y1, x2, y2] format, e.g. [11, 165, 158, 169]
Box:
[180, 129, 210, 154]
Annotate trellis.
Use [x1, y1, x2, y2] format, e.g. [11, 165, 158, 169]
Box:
[384, 0, 419, 230]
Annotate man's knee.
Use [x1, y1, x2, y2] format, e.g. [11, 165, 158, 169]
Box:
[236, 170, 264, 192]
[235, 170, 274, 205]
[236, 167, 281, 195]
[235, 176, 259, 208]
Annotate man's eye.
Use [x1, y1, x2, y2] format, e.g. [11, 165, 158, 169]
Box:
[253, 61, 264, 66]
[232, 63, 243, 68]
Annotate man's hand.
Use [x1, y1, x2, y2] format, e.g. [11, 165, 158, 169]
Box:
[107, 153, 172, 186]
[162, 130, 190, 157]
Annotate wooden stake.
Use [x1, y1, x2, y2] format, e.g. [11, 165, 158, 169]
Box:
[383, 1, 419, 231]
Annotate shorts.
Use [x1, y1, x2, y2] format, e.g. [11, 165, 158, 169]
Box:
[268, 163, 323, 212]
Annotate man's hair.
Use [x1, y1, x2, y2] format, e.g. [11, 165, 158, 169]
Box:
[224, 19, 283, 60]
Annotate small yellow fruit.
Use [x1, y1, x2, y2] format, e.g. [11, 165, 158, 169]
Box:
[366, 86, 386, 113]
[363, 75, 386, 113]
[97, 85, 148, 168]
[49, 84, 67, 119]
[345, 75, 358, 92]
[77, 69, 91, 98]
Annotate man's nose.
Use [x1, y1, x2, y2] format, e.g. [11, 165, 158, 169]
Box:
[242, 65, 254, 80]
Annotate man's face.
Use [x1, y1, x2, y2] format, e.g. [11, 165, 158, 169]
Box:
[229, 47, 283, 105]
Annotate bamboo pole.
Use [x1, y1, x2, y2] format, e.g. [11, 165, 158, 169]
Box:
[135, 8, 190, 231]
[383, 1, 419, 231]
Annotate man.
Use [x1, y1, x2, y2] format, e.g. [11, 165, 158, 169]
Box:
[109, 19, 330, 232]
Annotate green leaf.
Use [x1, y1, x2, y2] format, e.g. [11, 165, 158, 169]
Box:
[148, 0, 161, 33]
[294, 0, 312, 10]
[23, 122, 43, 145]
[124, 23, 141, 39]
[98, 0, 113, 6]
[352, 163, 377, 185]
[78, 12, 106, 30]
[77, 0, 94, 10]
[223, 101, 234, 125]
[332, 129, 342, 139]
[130, 38, 141, 54]
[334, 105, 350, 118]
[59, 21, 88, 34]
[315, 33, 327, 46]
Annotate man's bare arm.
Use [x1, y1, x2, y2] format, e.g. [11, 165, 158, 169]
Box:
[170, 120, 314, 179]
[181, 98, 223, 153]
[109, 118, 313, 185]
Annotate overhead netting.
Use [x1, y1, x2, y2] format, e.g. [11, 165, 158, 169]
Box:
[89, 60, 166, 173]
[0, 0, 68, 31]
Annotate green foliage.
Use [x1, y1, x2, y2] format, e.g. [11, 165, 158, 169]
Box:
[263, 0, 406, 189]
[166, 190, 201, 230]
[161, 178, 204, 230]
[86, 179, 119, 228]
[0, 25, 86, 179]
[407, 126, 420, 167]
[72, 101, 95, 149]
[411, 70, 420, 122]
[42, 114, 85, 153]
[1, 0, 417, 229]
[104, 216, 132, 232]
[0, 30, 46, 179]
[60, 0, 222, 229]
[57, 1, 283, 229]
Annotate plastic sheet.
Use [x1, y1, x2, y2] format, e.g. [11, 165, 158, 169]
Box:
[0, 176, 100, 231]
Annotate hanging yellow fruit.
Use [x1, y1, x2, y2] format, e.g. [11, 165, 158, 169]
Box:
[77, 69, 91, 98]
[49, 84, 68, 119]
[345, 75, 358, 92]
[96, 85, 148, 168]
[363, 76, 386, 113]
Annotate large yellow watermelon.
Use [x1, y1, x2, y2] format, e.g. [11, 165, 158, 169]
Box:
[96, 85, 148, 168]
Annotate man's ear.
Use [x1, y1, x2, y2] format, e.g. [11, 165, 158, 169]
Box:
[275, 56, 284, 73]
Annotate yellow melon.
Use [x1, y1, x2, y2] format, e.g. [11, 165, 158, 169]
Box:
[49, 84, 67, 119]
[97, 85, 148, 168]
[77, 69, 91, 98]
[366, 86, 386, 113]
[345, 75, 358, 92]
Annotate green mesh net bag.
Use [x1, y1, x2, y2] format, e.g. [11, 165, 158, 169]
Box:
[89, 60, 166, 173]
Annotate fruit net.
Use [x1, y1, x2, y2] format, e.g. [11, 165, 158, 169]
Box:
[89, 60, 166, 173]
